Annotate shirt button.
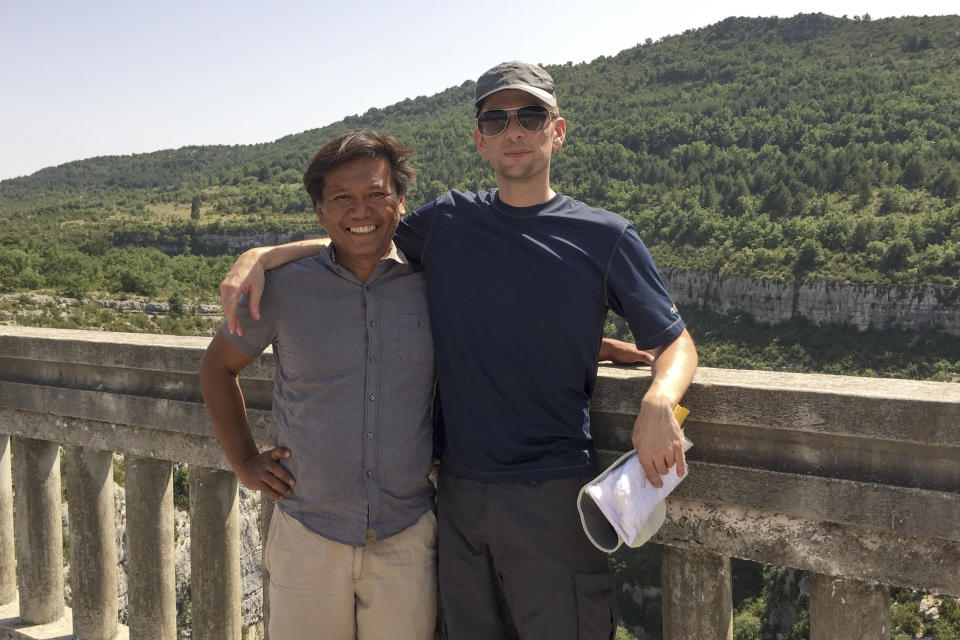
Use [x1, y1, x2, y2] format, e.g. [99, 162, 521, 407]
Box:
[369, 356, 376, 364]
[368, 394, 375, 401]
[367, 433, 373, 439]
[365, 470, 373, 478]
[369, 320, 376, 327]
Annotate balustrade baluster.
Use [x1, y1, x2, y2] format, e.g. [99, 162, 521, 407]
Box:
[810, 573, 891, 640]
[11, 436, 64, 623]
[126, 455, 177, 640]
[662, 545, 733, 640]
[65, 445, 119, 640]
[0, 435, 15, 604]
[190, 465, 241, 640]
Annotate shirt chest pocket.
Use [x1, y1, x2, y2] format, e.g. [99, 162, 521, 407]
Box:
[396, 314, 434, 365]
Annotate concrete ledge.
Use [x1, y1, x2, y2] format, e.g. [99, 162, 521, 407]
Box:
[681, 421, 959, 492]
[676, 461, 960, 542]
[0, 407, 241, 470]
[657, 498, 960, 595]
[0, 326, 272, 379]
[595, 364, 960, 446]
[590, 452, 960, 541]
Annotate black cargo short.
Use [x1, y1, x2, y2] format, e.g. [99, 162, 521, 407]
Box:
[437, 472, 617, 640]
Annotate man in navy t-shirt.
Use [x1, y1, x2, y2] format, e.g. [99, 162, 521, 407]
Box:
[221, 62, 698, 639]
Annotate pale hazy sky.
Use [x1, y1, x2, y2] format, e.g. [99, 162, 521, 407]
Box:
[1, 0, 956, 181]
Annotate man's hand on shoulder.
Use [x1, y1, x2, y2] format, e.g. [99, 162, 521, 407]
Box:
[235, 447, 296, 501]
[220, 239, 332, 335]
[599, 338, 654, 365]
[220, 248, 267, 336]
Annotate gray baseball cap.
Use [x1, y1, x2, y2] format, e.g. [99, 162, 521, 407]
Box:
[474, 61, 557, 115]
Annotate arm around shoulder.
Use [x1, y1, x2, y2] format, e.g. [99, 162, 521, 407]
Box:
[220, 239, 330, 336]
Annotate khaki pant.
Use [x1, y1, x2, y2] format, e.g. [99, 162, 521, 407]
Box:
[265, 508, 437, 640]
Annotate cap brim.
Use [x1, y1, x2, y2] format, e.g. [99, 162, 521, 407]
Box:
[475, 85, 558, 110]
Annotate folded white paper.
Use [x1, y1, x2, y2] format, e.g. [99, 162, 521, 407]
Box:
[578, 434, 692, 552]
[584, 445, 688, 548]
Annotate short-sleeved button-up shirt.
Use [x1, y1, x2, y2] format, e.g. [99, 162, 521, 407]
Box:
[225, 244, 435, 546]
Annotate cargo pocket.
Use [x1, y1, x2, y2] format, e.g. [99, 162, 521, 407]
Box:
[574, 571, 618, 640]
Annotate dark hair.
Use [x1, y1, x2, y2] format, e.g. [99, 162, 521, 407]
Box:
[303, 130, 416, 206]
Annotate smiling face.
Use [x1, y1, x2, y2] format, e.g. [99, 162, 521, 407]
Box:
[315, 156, 405, 281]
[473, 89, 566, 202]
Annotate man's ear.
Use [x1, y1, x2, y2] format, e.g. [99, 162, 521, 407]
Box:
[552, 117, 566, 150]
[314, 202, 325, 226]
[473, 129, 489, 160]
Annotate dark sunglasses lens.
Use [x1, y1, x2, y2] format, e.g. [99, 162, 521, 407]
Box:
[478, 110, 509, 136]
[516, 106, 551, 131]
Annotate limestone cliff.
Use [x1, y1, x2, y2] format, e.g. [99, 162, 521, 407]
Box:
[662, 269, 960, 336]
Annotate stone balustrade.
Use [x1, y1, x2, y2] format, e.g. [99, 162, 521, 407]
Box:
[0, 325, 957, 639]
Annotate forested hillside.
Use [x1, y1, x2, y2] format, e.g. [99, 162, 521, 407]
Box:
[2, 13, 959, 298]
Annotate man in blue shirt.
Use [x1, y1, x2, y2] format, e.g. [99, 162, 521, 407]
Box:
[221, 62, 698, 639]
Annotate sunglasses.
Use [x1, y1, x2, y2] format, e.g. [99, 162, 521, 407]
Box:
[476, 105, 555, 137]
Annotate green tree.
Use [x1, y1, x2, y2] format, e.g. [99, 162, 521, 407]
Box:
[883, 237, 915, 272]
[795, 238, 823, 275]
[932, 167, 959, 201]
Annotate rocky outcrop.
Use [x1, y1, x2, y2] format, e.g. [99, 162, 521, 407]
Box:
[662, 269, 960, 336]
[0, 293, 221, 316]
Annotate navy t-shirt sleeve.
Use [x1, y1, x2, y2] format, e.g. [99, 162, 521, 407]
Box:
[395, 199, 440, 266]
[605, 224, 685, 350]
[222, 276, 279, 358]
